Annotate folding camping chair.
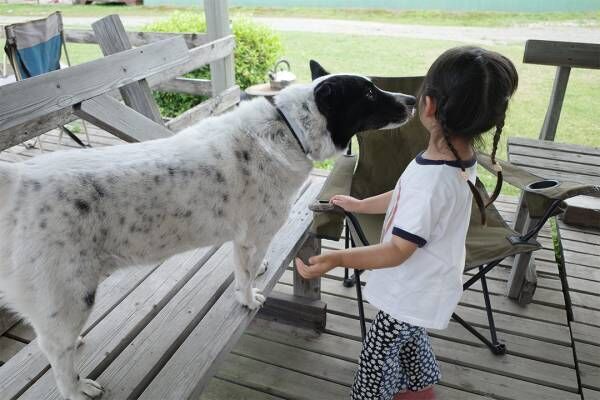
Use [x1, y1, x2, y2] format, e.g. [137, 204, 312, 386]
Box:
[310, 76, 600, 355]
[3, 11, 90, 150]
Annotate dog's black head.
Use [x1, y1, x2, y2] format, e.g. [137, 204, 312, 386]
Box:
[310, 60, 416, 150]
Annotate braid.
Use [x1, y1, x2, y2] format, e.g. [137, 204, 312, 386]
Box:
[442, 130, 487, 225]
[486, 119, 505, 207]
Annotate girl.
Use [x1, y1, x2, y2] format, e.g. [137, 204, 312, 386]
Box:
[295, 46, 518, 400]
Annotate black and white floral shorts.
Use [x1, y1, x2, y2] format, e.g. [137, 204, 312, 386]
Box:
[351, 311, 441, 400]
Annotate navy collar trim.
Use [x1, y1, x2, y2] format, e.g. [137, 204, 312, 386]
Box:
[415, 151, 476, 168]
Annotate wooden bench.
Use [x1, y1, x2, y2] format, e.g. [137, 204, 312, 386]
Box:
[507, 39, 600, 302]
[0, 9, 326, 399]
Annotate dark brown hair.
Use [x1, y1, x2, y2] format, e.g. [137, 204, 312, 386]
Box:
[420, 46, 519, 224]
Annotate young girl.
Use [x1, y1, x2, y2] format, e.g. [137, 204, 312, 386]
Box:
[295, 46, 518, 400]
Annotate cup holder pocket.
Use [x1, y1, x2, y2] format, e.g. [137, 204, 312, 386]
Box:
[526, 179, 559, 191]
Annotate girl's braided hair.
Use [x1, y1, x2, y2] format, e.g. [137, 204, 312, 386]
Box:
[420, 46, 519, 224]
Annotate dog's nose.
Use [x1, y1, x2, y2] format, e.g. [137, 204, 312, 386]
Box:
[404, 96, 417, 106]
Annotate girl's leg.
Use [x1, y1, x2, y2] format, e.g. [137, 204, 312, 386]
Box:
[350, 311, 423, 400]
[395, 328, 441, 399]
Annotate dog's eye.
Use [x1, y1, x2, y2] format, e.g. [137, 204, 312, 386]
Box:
[366, 89, 375, 100]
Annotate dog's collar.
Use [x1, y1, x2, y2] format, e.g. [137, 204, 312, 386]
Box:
[266, 97, 309, 155]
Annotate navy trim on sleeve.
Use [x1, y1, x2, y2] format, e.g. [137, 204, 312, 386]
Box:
[416, 151, 476, 168]
[392, 227, 427, 247]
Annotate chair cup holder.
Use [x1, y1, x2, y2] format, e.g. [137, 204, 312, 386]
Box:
[526, 179, 559, 191]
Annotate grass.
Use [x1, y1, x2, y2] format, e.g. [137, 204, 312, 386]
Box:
[1, 4, 600, 27]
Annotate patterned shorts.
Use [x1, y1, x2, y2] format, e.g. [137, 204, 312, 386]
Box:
[351, 311, 441, 400]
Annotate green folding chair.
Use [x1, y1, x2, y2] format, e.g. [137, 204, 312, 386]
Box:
[310, 76, 600, 355]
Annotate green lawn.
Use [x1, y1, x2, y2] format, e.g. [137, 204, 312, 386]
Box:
[1, 4, 600, 27]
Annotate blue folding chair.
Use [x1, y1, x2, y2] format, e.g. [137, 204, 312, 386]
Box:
[4, 11, 90, 149]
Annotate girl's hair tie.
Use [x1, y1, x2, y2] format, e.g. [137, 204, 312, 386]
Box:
[492, 162, 503, 173]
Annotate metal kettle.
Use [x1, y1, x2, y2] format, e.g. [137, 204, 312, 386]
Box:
[268, 59, 296, 90]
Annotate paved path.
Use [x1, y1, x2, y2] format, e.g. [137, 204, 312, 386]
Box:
[0, 14, 598, 44]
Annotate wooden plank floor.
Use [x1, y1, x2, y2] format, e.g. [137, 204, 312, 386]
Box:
[0, 127, 595, 399]
[558, 218, 600, 400]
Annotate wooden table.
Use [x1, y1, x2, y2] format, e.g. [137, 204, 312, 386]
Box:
[508, 137, 600, 228]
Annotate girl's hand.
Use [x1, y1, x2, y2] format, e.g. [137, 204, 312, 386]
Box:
[330, 195, 362, 212]
[295, 253, 340, 279]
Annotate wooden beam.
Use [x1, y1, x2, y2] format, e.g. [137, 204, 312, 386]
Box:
[0, 108, 77, 152]
[155, 77, 212, 96]
[260, 291, 327, 331]
[524, 40, 600, 69]
[539, 66, 571, 141]
[0, 37, 189, 134]
[204, 0, 235, 95]
[75, 95, 173, 142]
[145, 35, 235, 89]
[63, 29, 211, 48]
[92, 15, 164, 125]
[166, 85, 240, 132]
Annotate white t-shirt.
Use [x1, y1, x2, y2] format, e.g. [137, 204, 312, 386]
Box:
[363, 151, 477, 330]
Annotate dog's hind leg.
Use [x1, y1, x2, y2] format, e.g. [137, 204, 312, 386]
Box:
[31, 280, 103, 400]
[233, 240, 269, 310]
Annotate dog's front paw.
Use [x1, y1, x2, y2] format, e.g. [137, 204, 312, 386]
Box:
[72, 378, 104, 399]
[235, 288, 265, 310]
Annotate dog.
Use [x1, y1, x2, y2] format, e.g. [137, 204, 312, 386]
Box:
[0, 60, 416, 399]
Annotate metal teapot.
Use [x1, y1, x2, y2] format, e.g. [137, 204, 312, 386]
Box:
[268, 59, 296, 90]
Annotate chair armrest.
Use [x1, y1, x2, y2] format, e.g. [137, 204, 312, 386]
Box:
[310, 154, 357, 240]
[308, 202, 345, 214]
[477, 152, 600, 218]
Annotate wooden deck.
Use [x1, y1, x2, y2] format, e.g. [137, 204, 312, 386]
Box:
[0, 125, 598, 399]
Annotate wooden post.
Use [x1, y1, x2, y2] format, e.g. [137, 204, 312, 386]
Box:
[92, 15, 164, 125]
[539, 66, 571, 141]
[294, 235, 321, 300]
[260, 235, 327, 331]
[204, 0, 235, 95]
[507, 215, 539, 304]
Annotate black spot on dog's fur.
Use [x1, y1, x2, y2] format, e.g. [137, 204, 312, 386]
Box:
[92, 182, 105, 198]
[84, 291, 96, 307]
[39, 220, 47, 229]
[215, 171, 226, 184]
[242, 151, 250, 162]
[74, 200, 90, 214]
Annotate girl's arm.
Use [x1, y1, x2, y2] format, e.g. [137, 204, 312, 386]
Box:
[331, 190, 393, 214]
[295, 235, 417, 279]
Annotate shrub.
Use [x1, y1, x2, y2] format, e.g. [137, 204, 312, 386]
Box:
[145, 11, 283, 117]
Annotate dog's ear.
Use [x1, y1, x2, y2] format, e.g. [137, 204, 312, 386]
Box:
[310, 60, 329, 80]
[314, 81, 335, 111]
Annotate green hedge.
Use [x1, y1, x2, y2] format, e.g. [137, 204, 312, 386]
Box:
[145, 11, 283, 117]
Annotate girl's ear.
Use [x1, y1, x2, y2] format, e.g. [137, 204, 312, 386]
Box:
[422, 96, 437, 117]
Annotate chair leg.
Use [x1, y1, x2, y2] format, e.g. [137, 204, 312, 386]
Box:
[355, 269, 367, 341]
[480, 272, 501, 348]
[452, 312, 506, 355]
[81, 120, 91, 146]
[343, 223, 355, 287]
